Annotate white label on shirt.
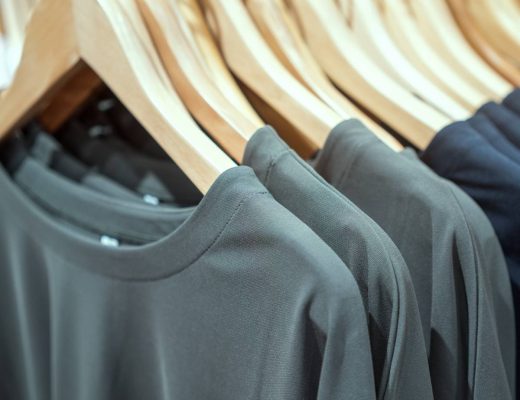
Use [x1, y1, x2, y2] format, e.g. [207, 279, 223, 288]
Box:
[143, 194, 160, 206]
[100, 235, 120, 247]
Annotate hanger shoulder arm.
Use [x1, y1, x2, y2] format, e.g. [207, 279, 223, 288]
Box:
[0, 0, 81, 140]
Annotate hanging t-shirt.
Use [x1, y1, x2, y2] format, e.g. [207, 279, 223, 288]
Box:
[503, 88, 520, 117]
[0, 139, 376, 400]
[98, 95, 171, 160]
[467, 114, 520, 165]
[313, 119, 515, 400]
[57, 119, 202, 206]
[24, 128, 144, 203]
[421, 121, 520, 398]
[477, 101, 520, 150]
[243, 127, 432, 400]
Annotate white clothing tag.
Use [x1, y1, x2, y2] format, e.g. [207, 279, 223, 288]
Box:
[100, 235, 120, 247]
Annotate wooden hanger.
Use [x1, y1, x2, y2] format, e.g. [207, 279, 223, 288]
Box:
[0, 0, 236, 193]
[37, 64, 103, 132]
[408, 0, 512, 101]
[245, 0, 404, 151]
[378, 0, 489, 112]
[198, 0, 343, 152]
[1, 0, 32, 78]
[335, 0, 471, 120]
[446, 0, 520, 86]
[284, 0, 451, 150]
[0, 5, 4, 34]
[0, 21, 7, 91]
[466, 0, 520, 66]
[137, 0, 263, 162]
[177, 0, 263, 126]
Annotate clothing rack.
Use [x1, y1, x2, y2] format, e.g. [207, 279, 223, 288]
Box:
[0, 1, 519, 399]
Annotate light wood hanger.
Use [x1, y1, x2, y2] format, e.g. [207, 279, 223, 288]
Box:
[284, 0, 451, 150]
[446, 0, 520, 86]
[0, 5, 4, 34]
[245, 0, 403, 151]
[37, 64, 103, 132]
[198, 0, 343, 152]
[137, 0, 262, 162]
[1, 0, 32, 79]
[177, 0, 263, 126]
[466, 0, 520, 66]
[0, 23, 7, 91]
[378, 0, 488, 112]
[335, 0, 470, 120]
[408, 0, 512, 101]
[0, 0, 236, 193]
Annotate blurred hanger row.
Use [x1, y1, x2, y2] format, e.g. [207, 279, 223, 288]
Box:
[0, 0, 519, 192]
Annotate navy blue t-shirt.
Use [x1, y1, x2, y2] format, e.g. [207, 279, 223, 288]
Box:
[468, 114, 520, 165]
[421, 122, 520, 396]
[477, 101, 520, 150]
[503, 88, 520, 117]
[421, 121, 520, 288]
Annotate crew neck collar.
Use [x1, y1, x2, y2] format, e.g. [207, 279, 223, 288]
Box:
[0, 158, 265, 281]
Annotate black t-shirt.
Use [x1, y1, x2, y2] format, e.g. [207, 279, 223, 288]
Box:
[56, 120, 202, 206]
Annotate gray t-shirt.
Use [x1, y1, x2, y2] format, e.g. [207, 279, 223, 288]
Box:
[313, 119, 515, 400]
[243, 127, 432, 400]
[0, 146, 376, 400]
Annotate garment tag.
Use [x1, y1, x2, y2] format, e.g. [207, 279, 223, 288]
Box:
[88, 125, 113, 138]
[100, 235, 120, 247]
[143, 194, 160, 206]
[97, 98, 116, 112]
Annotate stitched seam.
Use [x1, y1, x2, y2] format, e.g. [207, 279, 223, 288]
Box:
[264, 149, 292, 188]
[286, 150, 403, 397]
[181, 191, 269, 274]
[17, 180, 168, 244]
[14, 181, 269, 282]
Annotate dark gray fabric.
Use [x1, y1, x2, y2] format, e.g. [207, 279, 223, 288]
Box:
[313, 119, 515, 400]
[26, 130, 144, 203]
[57, 120, 202, 206]
[99, 96, 171, 160]
[0, 145, 376, 400]
[10, 157, 192, 245]
[77, 90, 170, 160]
[243, 127, 432, 400]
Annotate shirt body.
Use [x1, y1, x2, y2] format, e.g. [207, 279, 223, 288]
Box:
[503, 88, 520, 117]
[421, 121, 520, 398]
[313, 119, 515, 400]
[244, 127, 432, 400]
[477, 101, 520, 150]
[467, 114, 520, 165]
[0, 145, 376, 400]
